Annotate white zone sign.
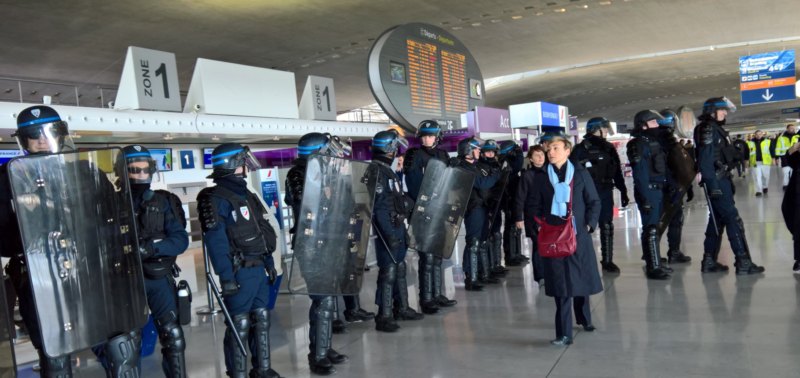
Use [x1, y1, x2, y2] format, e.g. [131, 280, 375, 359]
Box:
[299, 75, 337, 121]
[115, 46, 181, 112]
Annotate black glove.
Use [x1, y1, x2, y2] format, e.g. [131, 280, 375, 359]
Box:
[221, 280, 239, 297]
[686, 188, 694, 202]
[265, 256, 278, 285]
[138, 239, 155, 259]
[587, 225, 595, 234]
[709, 189, 723, 199]
[621, 193, 630, 207]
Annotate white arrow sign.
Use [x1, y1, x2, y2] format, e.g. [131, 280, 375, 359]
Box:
[762, 88, 774, 101]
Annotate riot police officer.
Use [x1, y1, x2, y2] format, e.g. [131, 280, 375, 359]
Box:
[365, 130, 413, 332]
[657, 111, 693, 264]
[452, 137, 501, 291]
[694, 97, 765, 275]
[478, 140, 508, 281]
[627, 110, 671, 280]
[403, 120, 456, 313]
[1, 105, 142, 377]
[197, 143, 282, 378]
[284, 133, 350, 375]
[498, 140, 529, 266]
[570, 117, 629, 273]
[119, 145, 189, 377]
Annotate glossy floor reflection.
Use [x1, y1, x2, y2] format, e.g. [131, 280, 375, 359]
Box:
[15, 172, 800, 377]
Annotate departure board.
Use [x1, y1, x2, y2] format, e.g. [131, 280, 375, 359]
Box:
[368, 23, 484, 133]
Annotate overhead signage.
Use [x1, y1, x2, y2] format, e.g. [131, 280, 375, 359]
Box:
[114, 46, 182, 111]
[368, 23, 485, 133]
[509, 101, 569, 130]
[299, 75, 337, 121]
[739, 50, 796, 106]
[781, 107, 800, 114]
[474, 107, 511, 134]
[179, 150, 195, 169]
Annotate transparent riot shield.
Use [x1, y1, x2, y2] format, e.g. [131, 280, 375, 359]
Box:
[407, 159, 475, 259]
[7, 148, 148, 357]
[657, 141, 697, 235]
[483, 168, 511, 236]
[288, 155, 373, 296]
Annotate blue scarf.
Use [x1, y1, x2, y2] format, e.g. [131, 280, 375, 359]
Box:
[547, 161, 574, 217]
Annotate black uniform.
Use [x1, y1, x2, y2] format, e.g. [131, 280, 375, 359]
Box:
[570, 134, 627, 272]
[403, 146, 452, 311]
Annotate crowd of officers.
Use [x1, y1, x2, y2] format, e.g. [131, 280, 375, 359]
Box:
[0, 95, 772, 377]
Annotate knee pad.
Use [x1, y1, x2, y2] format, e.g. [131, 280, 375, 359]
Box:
[250, 307, 270, 328]
[105, 331, 141, 377]
[157, 318, 186, 354]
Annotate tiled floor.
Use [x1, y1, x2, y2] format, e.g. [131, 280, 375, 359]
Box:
[13, 171, 800, 377]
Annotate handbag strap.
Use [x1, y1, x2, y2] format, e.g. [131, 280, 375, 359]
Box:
[567, 178, 574, 215]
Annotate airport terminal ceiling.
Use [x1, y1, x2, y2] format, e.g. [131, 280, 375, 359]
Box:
[2, 0, 800, 128]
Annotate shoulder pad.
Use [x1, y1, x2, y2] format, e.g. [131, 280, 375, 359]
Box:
[403, 147, 418, 171]
[697, 125, 714, 146]
[196, 187, 220, 232]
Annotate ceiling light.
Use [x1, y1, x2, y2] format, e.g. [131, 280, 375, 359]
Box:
[599, 1, 612, 4]
[581, 4, 589, 8]
[272, 136, 280, 141]
[554, 8, 567, 12]
[315, 59, 326, 63]
[70, 132, 81, 139]
[300, 63, 310, 68]
[512, 15, 523, 19]
[471, 22, 482, 27]
[452, 26, 463, 30]
[331, 54, 341, 59]
[163, 134, 174, 141]
[535, 11, 544, 16]
[709, 46, 715, 51]
[211, 135, 220, 142]
[491, 19, 502, 23]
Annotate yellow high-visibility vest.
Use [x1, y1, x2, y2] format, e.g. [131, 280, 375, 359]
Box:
[748, 139, 772, 165]
[776, 133, 800, 156]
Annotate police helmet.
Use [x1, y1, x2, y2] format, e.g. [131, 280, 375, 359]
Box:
[537, 126, 568, 144]
[701, 96, 736, 119]
[481, 139, 498, 153]
[297, 132, 351, 159]
[457, 137, 483, 158]
[416, 120, 442, 139]
[633, 110, 664, 131]
[371, 129, 408, 156]
[658, 109, 679, 132]
[498, 140, 521, 157]
[586, 117, 612, 135]
[207, 143, 261, 179]
[13, 105, 73, 154]
[120, 145, 157, 184]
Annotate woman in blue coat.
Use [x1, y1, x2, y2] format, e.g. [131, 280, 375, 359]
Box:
[529, 135, 603, 346]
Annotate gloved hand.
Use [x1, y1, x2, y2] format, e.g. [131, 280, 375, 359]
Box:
[264, 255, 278, 285]
[138, 239, 155, 259]
[709, 189, 723, 199]
[641, 202, 652, 215]
[221, 280, 239, 297]
[587, 225, 595, 234]
[621, 193, 630, 207]
[686, 188, 694, 202]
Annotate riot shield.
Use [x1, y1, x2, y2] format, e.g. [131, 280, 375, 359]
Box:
[657, 140, 697, 235]
[407, 159, 475, 259]
[0, 272, 15, 376]
[289, 155, 373, 296]
[7, 148, 148, 357]
[483, 168, 511, 236]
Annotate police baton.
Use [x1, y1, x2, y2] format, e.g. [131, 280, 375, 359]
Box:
[196, 242, 221, 316]
[700, 183, 719, 237]
[206, 271, 248, 357]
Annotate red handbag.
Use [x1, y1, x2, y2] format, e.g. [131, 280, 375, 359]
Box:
[534, 180, 577, 258]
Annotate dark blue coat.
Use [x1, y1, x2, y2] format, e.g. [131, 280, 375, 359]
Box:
[529, 163, 603, 298]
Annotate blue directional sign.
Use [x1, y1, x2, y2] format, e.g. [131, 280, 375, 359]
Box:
[179, 150, 195, 169]
[739, 50, 796, 106]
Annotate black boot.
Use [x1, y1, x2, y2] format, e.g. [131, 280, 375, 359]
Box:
[394, 261, 424, 320]
[478, 241, 500, 284]
[667, 249, 692, 264]
[464, 238, 484, 291]
[432, 256, 457, 307]
[155, 315, 187, 378]
[490, 232, 508, 275]
[106, 330, 141, 378]
[225, 313, 250, 378]
[418, 252, 439, 314]
[731, 216, 765, 275]
[309, 296, 336, 376]
[599, 222, 620, 273]
[701, 224, 729, 273]
[250, 308, 283, 378]
[375, 265, 400, 332]
[643, 226, 670, 280]
[39, 350, 72, 378]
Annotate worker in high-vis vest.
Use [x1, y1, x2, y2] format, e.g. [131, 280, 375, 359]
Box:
[748, 130, 773, 196]
[775, 124, 799, 191]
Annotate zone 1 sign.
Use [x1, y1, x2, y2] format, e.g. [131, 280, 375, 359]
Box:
[114, 46, 182, 112]
[298, 75, 337, 121]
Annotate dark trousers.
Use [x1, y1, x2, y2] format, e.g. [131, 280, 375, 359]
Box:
[554, 296, 591, 338]
[703, 178, 746, 256]
[597, 187, 614, 224]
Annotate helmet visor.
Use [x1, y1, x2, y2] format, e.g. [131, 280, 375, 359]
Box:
[326, 135, 352, 157]
[241, 147, 262, 172]
[13, 121, 73, 154]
